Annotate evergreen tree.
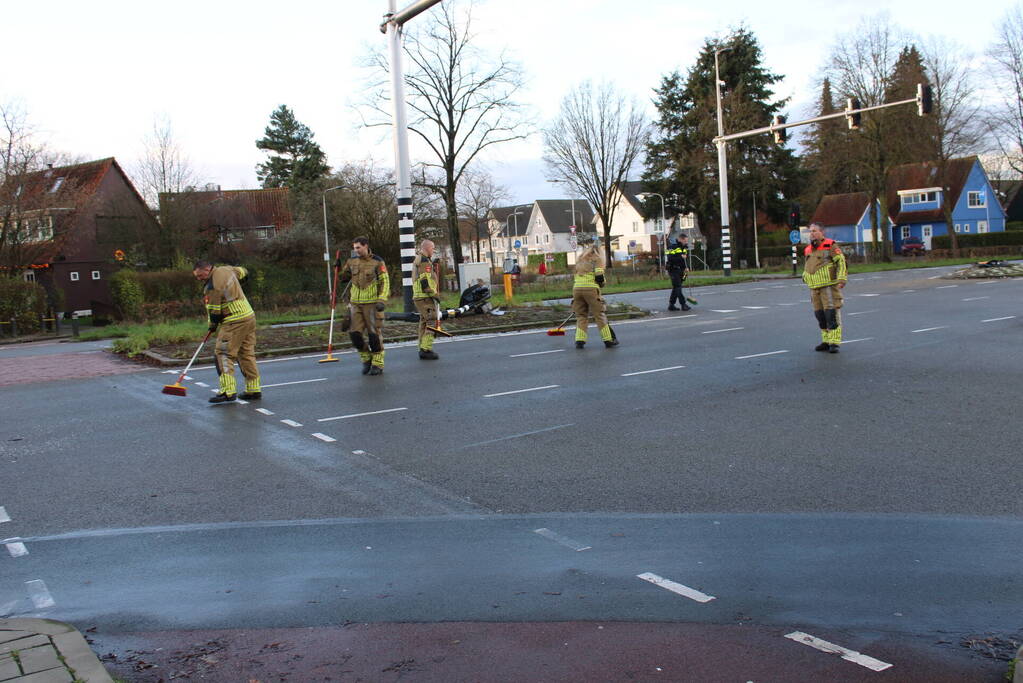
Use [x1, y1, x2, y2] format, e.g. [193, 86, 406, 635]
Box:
[882, 46, 935, 165]
[255, 105, 330, 191]
[644, 27, 804, 259]
[799, 78, 858, 212]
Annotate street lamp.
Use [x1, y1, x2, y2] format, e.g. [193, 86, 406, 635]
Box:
[322, 185, 346, 296]
[714, 43, 734, 276]
[637, 191, 667, 269]
[506, 208, 525, 259]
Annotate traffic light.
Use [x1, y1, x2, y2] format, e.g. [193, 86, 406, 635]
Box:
[917, 83, 933, 116]
[773, 115, 787, 144]
[846, 97, 861, 130]
[788, 204, 801, 229]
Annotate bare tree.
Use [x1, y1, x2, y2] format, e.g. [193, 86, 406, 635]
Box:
[131, 115, 203, 209]
[456, 167, 508, 262]
[988, 4, 1023, 176]
[360, 0, 531, 285]
[543, 80, 649, 269]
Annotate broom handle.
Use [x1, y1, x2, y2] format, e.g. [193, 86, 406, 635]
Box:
[557, 311, 574, 329]
[326, 249, 342, 353]
[174, 329, 212, 384]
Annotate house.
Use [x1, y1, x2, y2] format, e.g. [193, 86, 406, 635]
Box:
[158, 186, 293, 244]
[887, 156, 1006, 251]
[523, 199, 595, 258]
[993, 179, 1023, 223]
[485, 204, 533, 265]
[810, 192, 890, 254]
[593, 181, 697, 261]
[0, 157, 159, 314]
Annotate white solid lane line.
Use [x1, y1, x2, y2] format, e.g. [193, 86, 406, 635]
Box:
[484, 385, 559, 398]
[735, 350, 788, 360]
[461, 424, 574, 449]
[262, 378, 327, 388]
[702, 327, 744, 334]
[982, 316, 1017, 323]
[318, 407, 408, 422]
[784, 632, 893, 672]
[912, 326, 948, 333]
[622, 365, 685, 377]
[281, 419, 303, 427]
[847, 310, 878, 316]
[510, 350, 564, 358]
[25, 579, 55, 609]
[311, 433, 336, 443]
[637, 572, 715, 603]
[534, 528, 592, 552]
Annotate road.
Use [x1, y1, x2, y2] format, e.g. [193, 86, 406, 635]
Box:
[1, 264, 1020, 680]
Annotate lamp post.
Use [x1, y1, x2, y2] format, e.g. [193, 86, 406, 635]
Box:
[507, 208, 525, 260]
[714, 44, 733, 276]
[321, 185, 346, 296]
[637, 191, 667, 270]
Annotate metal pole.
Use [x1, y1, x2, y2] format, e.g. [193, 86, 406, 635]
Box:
[752, 190, 760, 269]
[715, 47, 732, 277]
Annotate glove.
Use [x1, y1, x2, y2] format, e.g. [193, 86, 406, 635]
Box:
[208, 313, 225, 331]
[375, 301, 386, 312]
[595, 274, 605, 287]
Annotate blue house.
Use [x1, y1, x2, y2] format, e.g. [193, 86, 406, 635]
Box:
[810, 192, 891, 254]
[887, 156, 1007, 252]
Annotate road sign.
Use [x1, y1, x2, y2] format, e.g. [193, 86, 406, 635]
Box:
[789, 230, 800, 244]
[514, 239, 521, 248]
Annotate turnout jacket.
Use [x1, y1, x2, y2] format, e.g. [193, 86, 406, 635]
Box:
[573, 248, 605, 289]
[204, 265, 254, 325]
[412, 254, 438, 300]
[341, 252, 390, 305]
[802, 238, 848, 289]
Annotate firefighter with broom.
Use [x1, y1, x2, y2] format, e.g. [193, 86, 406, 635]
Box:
[192, 260, 261, 403]
[412, 239, 441, 360]
[337, 236, 390, 375]
[572, 234, 618, 350]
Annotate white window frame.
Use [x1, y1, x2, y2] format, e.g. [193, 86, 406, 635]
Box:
[963, 223, 971, 232]
[954, 224, 961, 233]
[543, 233, 550, 244]
[968, 191, 985, 208]
[23, 270, 36, 283]
[901, 226, 910, 239]
[70, 271, 79, 281]
[978, 220, 988, 233]
[91, 270, 101, 280]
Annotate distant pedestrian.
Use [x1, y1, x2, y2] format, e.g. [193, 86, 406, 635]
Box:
[412, 239, 440, 360]
[337, 236, 390, 375]
[572, 235, 618, 349]
[192, 261, 261, 402]
[666, 234, 691, 311]
[803, 223, 847, 353]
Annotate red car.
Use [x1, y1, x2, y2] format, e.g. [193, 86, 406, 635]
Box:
[901, 236, 926, 254]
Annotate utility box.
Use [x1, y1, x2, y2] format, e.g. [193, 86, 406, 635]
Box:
[459, 261, 491, 288]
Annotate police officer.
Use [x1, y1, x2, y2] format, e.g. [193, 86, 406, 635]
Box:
[412, 239, 440, 360]
[666, 234, 691, 311]
[572, 235, 618, 349]
[192, 260, 261, 403]
[338, 236, 390, 375]
[803, 223, 847, 353]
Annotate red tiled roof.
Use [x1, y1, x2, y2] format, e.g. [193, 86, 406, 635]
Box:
[159, 187, 293, 231]
[2, 157, 115, 210]
[812, 192, 871, 227]
[886, 156, 976, 224]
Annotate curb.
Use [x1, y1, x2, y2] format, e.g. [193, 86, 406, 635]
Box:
[0, 618, 113, 682]
[139, 311, 646, 366]
[1014, 645, 1022, 683]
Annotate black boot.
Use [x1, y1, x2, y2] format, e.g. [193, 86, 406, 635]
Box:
[361, 361, 372, 375]
[419, 349, 439, 360]
[680, 304, 691, 311]
[239, 391, 262, 400]
[829, 344, 840, 353]
[815, 342, 830, 352]
[668, 305, 680, 311]
[575, 341, 585, 349]
[209, 393, 236, 404]
[604, 339, 619, 348]
[368, 365, 383, 375]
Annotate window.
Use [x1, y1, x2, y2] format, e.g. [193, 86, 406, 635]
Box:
[963, 223, 971, 232]
[23, 271, 36, 283]
[50, 177, 65, 193]
[544, 234, 550, 244]
[901, 226, 910, 239]
[632, 221, 639, 233]
[70, 271, 79, 281]
[954, 224, 961, 233]
[91, 270, 101, 280]
[978, 220, 988, 233]
[967, 191, 985, 208]
[924, 191, 937, 202]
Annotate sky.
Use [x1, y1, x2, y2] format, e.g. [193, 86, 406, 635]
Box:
[2, 0, 1014, 206]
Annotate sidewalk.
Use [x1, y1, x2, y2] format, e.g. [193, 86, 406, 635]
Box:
[0, 619, 112, 682]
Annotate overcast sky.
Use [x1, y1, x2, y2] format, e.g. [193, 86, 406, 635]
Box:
[2, 0, 1012, 205]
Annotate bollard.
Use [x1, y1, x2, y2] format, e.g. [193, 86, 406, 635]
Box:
[11, 318, 18, 337]
[71, 314, 80, 338]
[791, 245, 797, 276]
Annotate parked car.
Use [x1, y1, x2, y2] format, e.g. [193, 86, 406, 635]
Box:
[901, 236, 926, 254]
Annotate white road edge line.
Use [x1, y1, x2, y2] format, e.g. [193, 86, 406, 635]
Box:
[622, 365, 685, 376]
[702, 327, 744, 334]
[262, 378, 328, 388]
[484, 385, 559, 398]
[6, 542, 28, 558]
[25, 579, 55, 609]
[784, 631, 893, 672]
[0, 507, 9, 524]
[318, 407, 408, 422]
[735, 350, 788, 360]
[982, 316, 1016, 322]
[912, 326, 948, 333]
[534, 528, 592, 552]
[510, 350, 564, 358]
[281, 419, 303, 427]
[637, 572, 715, 603]
[311, 433, 336, 443]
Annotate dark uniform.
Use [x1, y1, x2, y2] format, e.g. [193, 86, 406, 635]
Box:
[412, 252, 440, 360]
[666, 239, 690, 311]
[339, 250, 390, 374]
[204, 265, 260, 401]
[572, 241, 618, 349]
[802, 238, 848, 352]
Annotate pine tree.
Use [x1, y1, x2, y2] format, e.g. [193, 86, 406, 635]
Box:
[883, 46, 935, 165]
[255, 105, 330, 191]
[800, 78, 858, 212]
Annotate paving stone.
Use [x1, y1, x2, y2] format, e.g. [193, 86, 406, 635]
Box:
[0, 653, 23, 681]
[0, 635, 48, 655]
[0, 631, 34, 645]
[17, 643, 62, 674]
[14, 668, 73, 683]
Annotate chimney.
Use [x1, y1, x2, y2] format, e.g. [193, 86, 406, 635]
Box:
[47, 163, 54, 169]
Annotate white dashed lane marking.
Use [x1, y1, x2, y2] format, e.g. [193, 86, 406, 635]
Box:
[5, 541, 27, 557]
[637, 572, 715, 603]
[702, 327, 743, 334]
[912, 326, 948, 333]
[281, 419, 303, 427]
[318, 407, 408, 422]
[784, 632, 893, 672]
[735, 350, 788, 360]
[534, 528, 592, 552]
[962, 296, 989, 301]
[255, 408, 274, 415]
[622, 366, 685, 377]
[0, 507, 9, 524]
[25, 579, 55, 609]
[484, 385, 559, 398]
[982, 316, 1016, 323]
[311, 433, 337, 443]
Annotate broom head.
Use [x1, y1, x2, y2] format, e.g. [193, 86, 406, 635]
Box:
[318, 354, 340, 363]
[426, 325, 454, 338]
[546, 328, 566, 336]
[685, 297, 698, 305]
[162, 383, 188, 397]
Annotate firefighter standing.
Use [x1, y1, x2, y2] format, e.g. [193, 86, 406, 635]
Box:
[413, 239, 440, 360]
[193, 260, 261, 403]
[338, 236, 390, 375]
[572, 235, 618, 349]
[666, 234, 691, 311]
[803, 223, 847, 353]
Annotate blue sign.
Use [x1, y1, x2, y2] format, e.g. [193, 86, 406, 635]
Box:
[514, 239, 521, 248]
[789, 229, 800, 244]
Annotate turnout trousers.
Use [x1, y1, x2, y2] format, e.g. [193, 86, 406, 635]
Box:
[214, 315, 260, 395]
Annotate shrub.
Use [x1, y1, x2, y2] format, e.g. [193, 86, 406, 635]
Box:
[932, 231, 1023, 249]
[0, 278, 47, 334]
[109, 269, 145, 320]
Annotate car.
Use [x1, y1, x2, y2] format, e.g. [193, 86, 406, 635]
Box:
[901, 236, 926, 254]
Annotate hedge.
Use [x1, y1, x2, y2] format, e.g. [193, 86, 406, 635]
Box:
[0, 278, 48, 334]
[527, 252, 568, 271]
[932, 231, 1023, 249]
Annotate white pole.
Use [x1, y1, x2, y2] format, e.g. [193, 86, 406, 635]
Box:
[752, 190, 760, 269]
[322, 193, 332, 296]
[715, 47, 732, 277]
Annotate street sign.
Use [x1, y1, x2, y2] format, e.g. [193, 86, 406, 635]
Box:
[789, 229, 800, 244]
[514, 239, 521, 248]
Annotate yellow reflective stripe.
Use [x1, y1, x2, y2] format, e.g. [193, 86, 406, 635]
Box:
[222, 297, 254, 322]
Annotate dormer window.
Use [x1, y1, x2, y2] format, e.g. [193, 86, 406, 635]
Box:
[50, 177, 65, 193]
[967, 191, 986, 208]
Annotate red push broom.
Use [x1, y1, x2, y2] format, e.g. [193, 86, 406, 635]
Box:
[161, 329, 213, 396]
[546, 312, 575, 336]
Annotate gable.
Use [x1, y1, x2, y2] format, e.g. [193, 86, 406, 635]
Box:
[887, 156, 976, 224]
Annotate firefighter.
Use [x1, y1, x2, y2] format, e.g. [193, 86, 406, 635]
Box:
[192, 260, 260, 403]
[666, 234, 691, 311]
[412, 239, 440, 360]
[803, 222, 847, 353]
[572, 235, 618, 349]
[337, 236, 390, 375]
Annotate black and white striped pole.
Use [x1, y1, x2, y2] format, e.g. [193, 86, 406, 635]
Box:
[714, 45, 733, 276]
[382, 0, 443, 312]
